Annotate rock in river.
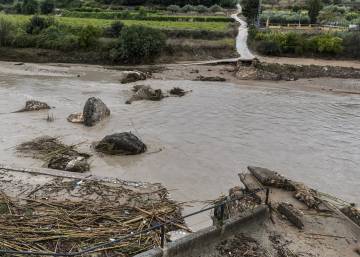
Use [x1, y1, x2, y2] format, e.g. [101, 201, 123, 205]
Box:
[83, 97, 110, 127]
[15, 100, 50, 112]
[95, 132, 147, 155]
[120, 71, 147, 84]
[67, 113, 84, 123]
[126, 85, 164, 104]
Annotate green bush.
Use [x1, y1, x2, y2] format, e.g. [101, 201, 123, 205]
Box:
[104, 20, 124, 37]
[181, 4, 195, 13]
[26, 15, 54, 34]
[311, 34, 343, 54]
[78, 25, 101, 48]
[37, 25, 79, 50]
[195, 5, 208, 13]
[257, 40, 281, 55]
[22, 0, 39, 14]
[209, 4, 223, 12]
[342, 32, 360, 58]
[0, 17, 14, 46]
[40, 0, 54, 14]
[111, 25, 166, 64]
[167, 4, 180, 13]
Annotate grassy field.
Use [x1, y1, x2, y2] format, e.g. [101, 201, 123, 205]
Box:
[0, 14, 231, 31]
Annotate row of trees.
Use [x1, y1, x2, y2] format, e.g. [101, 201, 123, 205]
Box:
[96, 0, 237, 8]
[167, 4, 224, 13]
[241, 0, 323, 24]
[14, 0, 55, 14]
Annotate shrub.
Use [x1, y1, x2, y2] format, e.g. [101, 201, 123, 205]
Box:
[167, 5, 180, 13]
[111, 25, 166, 64]
[195, 5, 208, 13]
[181, 4, 195, 13]
[14, 2, 22, 13]
[40, 0, 54, 14]
[342, 32, 360, 58]
[312, 34, 343, 54]
[257, 40, 281, 55]
[209, 4, 223, 12]
[104, 20, 124, 37]
[219, 0, 237, 8]
[78, 25, 101, 48]
[26, 15, 54, 34]
[0, 17, 14, 46]
[37, 25, 79, 50]
[22, 0, 39, 14]
[137, 6, 146, 17]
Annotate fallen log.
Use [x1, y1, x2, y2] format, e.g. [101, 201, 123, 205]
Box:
[277, 202, 304, 229]
[340, 205, 360, 227]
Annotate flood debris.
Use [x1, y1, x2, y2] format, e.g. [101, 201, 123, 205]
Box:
[83, 97, 110, 126]
[277, 202, 304, 229]
[212, 186, 260, 225]
[236, 60, 360, 81]
[247, 166, 322, 209]
[169, 87, 189, 97]
[67, 112, 84, 123]
[341, 205, 360, 227]
[215, 233, 269, 257]
[16, 136, 91, 172]
[95, 132, 147, 155]
[0, 171, 186, 256]
[14, 100, 51, 112]
[126, 85, 164, 104]
[120, 70, 147, 84]
[248, 166, 295, 191]
[269, 233, 299, 257]
[194, 75, 226, 82]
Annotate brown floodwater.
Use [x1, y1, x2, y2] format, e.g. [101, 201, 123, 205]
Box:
[0, 62, 359, 229]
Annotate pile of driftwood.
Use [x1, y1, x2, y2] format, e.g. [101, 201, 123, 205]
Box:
[16, 136, 90, 172]
[0, 179, 185, 256]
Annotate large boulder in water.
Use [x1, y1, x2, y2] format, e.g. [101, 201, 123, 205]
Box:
[83, 97, 110, 127]
[120, 71, 147, 84]
[95, 132, 147, 155]
[16, 100, 50, 112]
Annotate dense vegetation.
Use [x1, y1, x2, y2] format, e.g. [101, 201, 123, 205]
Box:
[249, 28, 360, 59]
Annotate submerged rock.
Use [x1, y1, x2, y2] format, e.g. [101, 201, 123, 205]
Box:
[126, 85, 164, 104]
[169, 87, 187, 97]
[15, 100, 50, 112]
[120, 71, 147, 84]
[83, 97, 110, 127]
[194, 75, 226, 82]
[67, 113, 84, 123]
[95, 132, 147, 155]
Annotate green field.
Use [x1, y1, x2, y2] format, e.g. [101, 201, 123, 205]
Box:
[0, 14, 230, 31]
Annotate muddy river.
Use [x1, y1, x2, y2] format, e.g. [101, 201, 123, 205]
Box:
[0, 63, 359, 228]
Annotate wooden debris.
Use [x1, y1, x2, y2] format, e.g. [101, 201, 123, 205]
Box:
[247, 166, 295, 191]
[293, 183, 322, 209]
[340, 205, 360, 227]
[277, 202, 304, 229]
[0, 178, 185, 256]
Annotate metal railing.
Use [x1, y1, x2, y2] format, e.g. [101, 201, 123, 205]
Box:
[0, 188, 268, 257]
